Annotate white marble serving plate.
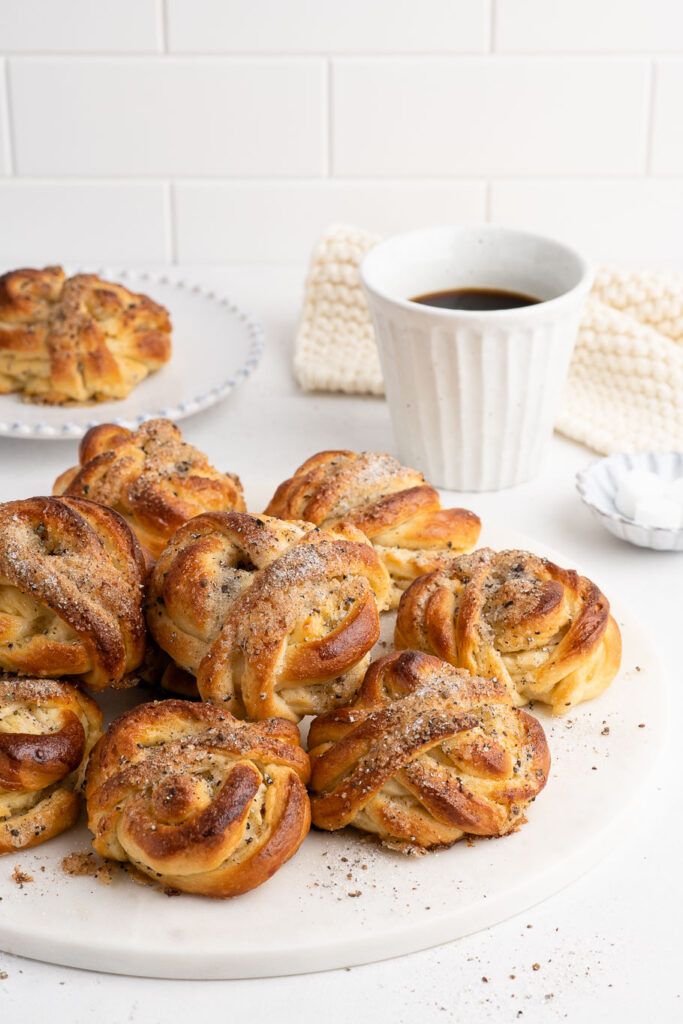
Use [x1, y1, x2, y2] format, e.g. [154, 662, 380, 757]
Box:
[0, 269, 265, 440]
[576, 451, 683, 552]
[0, 525, 666, 980]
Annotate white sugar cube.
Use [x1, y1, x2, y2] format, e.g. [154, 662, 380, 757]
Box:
[633, 495, 682, 529]
[614, 469, 664, 519]
[663, 476, 683, 504]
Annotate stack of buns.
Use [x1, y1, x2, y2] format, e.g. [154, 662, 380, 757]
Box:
[0, 419, 622, 897]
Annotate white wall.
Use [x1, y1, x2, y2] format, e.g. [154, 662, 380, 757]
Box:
[1, 0, 682, 266]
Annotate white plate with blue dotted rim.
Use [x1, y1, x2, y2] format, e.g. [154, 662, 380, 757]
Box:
[0, 268, 265, 440]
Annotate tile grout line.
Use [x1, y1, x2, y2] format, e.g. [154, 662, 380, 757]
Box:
[645, 59, 657, 174]
[488, 0, 497, 53]
[4, 174, 683, 185]
[166, 181, 178, 263]
[158, 0, 168, 54]
[0, 51, 670, 59]
[325, 58, 333, 177]
[1, 59, 15, 175]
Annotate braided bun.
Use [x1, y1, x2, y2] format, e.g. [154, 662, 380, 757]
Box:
[0, 266, 171, 404]
[86, 699, 310, 897]
[396, 548, 621, 714]
[265, 449, 480, 607]
[148, 512, 390, 722]
[308, 650, 550, 851]
[0, 496, 147, 690]
[54, 419, 245, 558]
[1, 678, 102, 853]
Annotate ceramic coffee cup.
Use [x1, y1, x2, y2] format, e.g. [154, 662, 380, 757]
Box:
[360, 225, 592, 491]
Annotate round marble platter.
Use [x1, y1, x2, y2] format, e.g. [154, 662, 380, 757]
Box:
[0, 526, 666, 979]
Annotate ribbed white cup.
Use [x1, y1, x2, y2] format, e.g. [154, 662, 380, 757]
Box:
[361, 226, 592, 491]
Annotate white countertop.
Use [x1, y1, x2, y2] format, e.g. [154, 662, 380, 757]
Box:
[0, 265, 678, 1023]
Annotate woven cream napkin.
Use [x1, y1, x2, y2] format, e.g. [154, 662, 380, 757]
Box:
[294, 225, 683, 455]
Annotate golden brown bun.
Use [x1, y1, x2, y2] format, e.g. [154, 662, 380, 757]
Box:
[395, 548, 622, 715]
[0, 266, 171, 404]
[308, 650, 550, 850]
[264, 449, 481, 607]
[147, 511, 391, 722]
[0, 496, 147, 690]
[54, 418, 245, 558]
[86, 699, 310, 898]
[0, 678, 102, 853]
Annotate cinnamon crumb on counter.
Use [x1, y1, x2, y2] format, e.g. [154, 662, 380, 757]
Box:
[61, 851, 115, 885]
[11, 866, 33, 886]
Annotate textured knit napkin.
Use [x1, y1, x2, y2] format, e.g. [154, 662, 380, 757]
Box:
[294, 225, 683, 455]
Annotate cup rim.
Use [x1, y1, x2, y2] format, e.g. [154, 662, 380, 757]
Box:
[360, 224, 593, 320]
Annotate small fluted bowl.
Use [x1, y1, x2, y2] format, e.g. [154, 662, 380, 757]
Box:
[576, 451, 683, 551]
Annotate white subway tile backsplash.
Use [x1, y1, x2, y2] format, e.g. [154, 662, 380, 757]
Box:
[9, 59, 326, 177]
[495, 0, 683, 53]
[332, 58, 650, 176]
[0, 0, 681, 269]
[0, 1, 161, 53]
[175, 180, 487, 262]
[651, 60, 683, 172]
[167, 0, 489, 54]
[491, 179, 683, 265]
[0, 182, 170, 263]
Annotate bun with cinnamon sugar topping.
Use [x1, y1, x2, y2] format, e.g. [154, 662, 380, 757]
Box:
[0, 496, 147, 690]
[1, 677, 102, 853]
[86, 699, 310, 897]
[396, 548, 621, 714]
[308, 650, 550, 851]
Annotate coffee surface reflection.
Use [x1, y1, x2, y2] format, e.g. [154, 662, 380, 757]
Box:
[411, 287, 540, 311]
